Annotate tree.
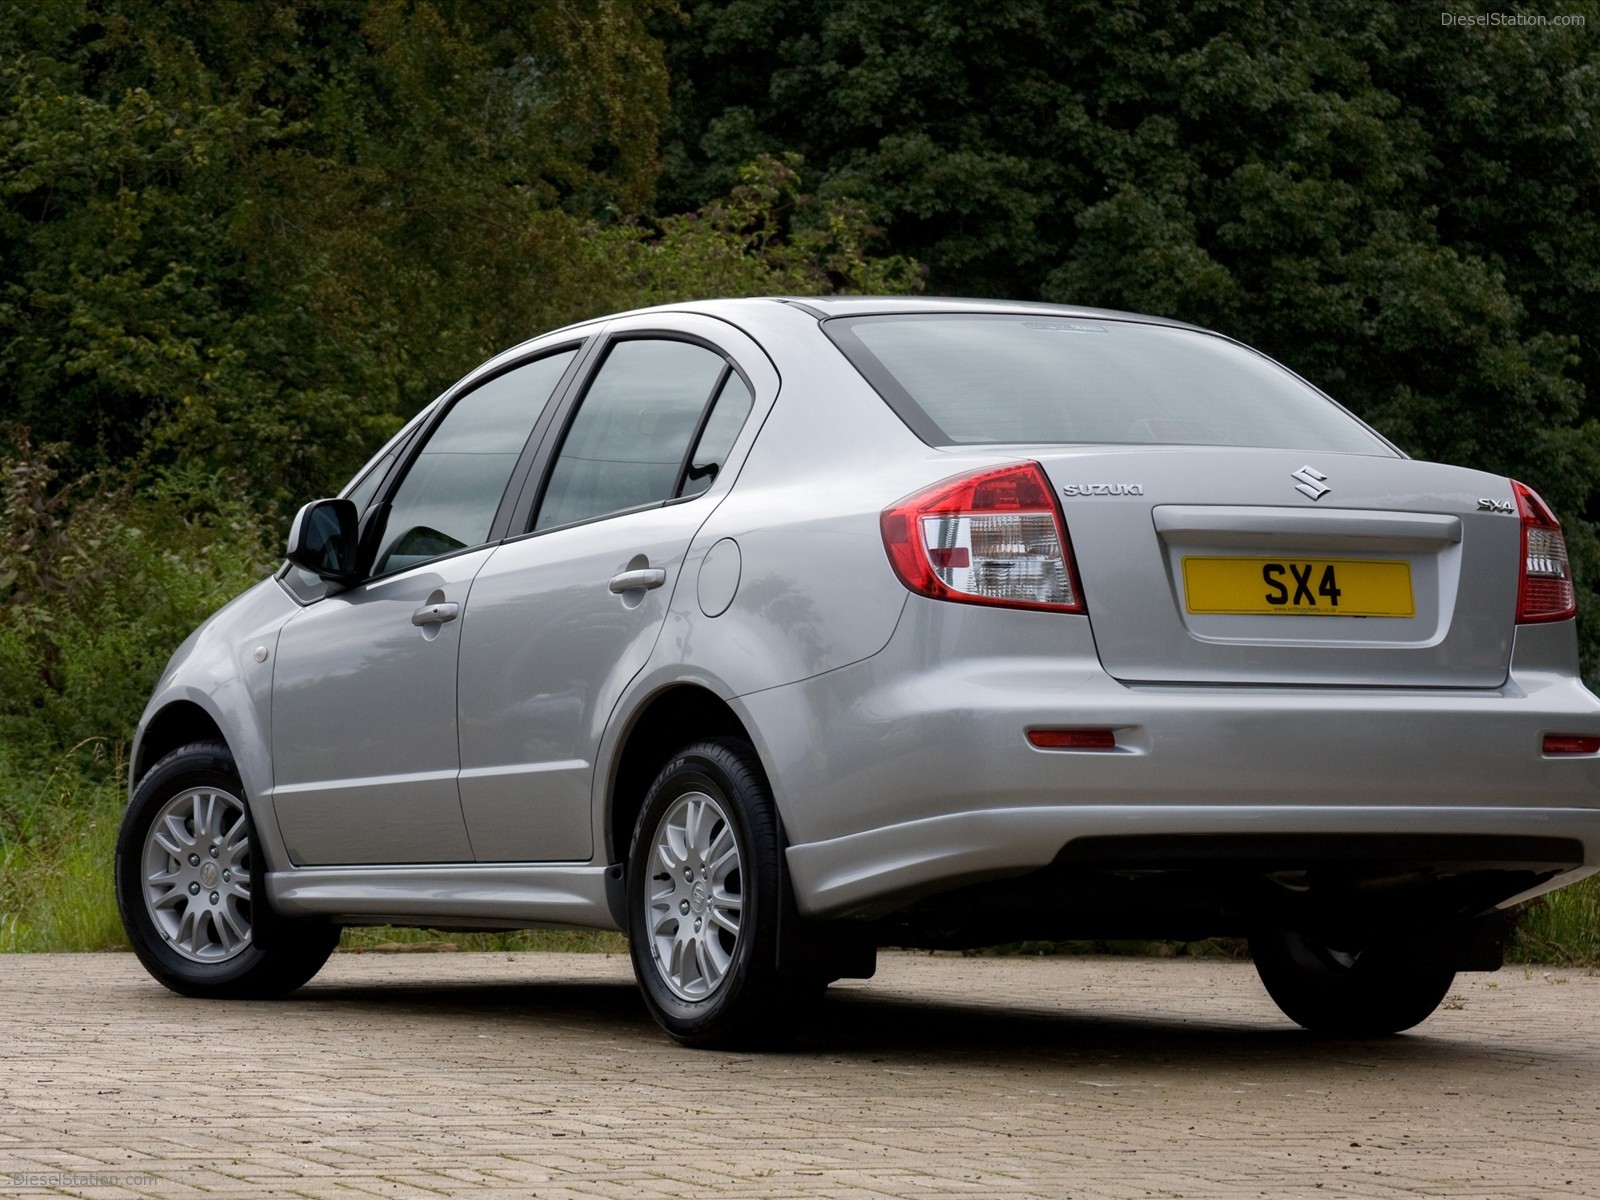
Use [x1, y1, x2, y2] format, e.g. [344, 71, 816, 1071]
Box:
[1, 0, 671, 503]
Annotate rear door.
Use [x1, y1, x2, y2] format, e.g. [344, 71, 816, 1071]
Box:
[456, 316, 770, 862]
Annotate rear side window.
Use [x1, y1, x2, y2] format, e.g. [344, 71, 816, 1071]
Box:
[680, 371, 754, 498]
[826, 315, 1393, 455]
[535, 339, 737, 530]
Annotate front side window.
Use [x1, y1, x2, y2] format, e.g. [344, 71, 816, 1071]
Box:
[535, 339, 732, 531]
[374, 349, 576, 576]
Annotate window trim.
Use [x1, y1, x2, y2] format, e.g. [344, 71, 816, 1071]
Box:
[672, 361, 734, 500]
[358, 338, 594, 583]
[507, 331, 756, 540]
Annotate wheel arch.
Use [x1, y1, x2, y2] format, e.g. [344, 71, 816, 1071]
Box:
[131, 679, 288, 872]
[604, 684, 760, 864]
[133, 700, 227, 787]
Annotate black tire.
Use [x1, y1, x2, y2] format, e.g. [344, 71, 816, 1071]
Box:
[626, 738, 789, 1048]
[115, 740, 340, 999]
[1250, 927, 1456, 1036]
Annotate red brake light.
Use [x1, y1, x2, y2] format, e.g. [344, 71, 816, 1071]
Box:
[1543, 734, 1600, 755]
[880, 462, 1084, 612]
[1513, 480, 1576, 623]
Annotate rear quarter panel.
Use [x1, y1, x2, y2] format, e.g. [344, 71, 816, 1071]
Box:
[647, 309, 937, 697]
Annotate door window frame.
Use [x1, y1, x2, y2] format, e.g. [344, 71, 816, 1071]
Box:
[348, 334, 600, 584]
[504, 330, 759, 539]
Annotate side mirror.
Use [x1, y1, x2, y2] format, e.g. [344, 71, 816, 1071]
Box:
[285, 498, 360, 583]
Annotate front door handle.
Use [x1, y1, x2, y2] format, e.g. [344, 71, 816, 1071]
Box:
[411, 601, 460, 626]
[608, 568, 667, 594]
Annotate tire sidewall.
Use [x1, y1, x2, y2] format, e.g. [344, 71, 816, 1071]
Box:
[1251, 928, 1455, 1035]
[115, 744, 273, 993]
[626, 743, 778, 1041]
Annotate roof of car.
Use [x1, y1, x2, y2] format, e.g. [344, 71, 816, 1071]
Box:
[755, 295, 1201, 330]
[493, 297, 1216, 381]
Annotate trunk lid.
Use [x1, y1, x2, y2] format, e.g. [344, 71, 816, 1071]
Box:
[1036, 447, 1521, 687]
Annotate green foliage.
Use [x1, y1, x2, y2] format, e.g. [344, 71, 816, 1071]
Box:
[0, 430, 275, 766]
[0, 2, 916, 509]
[523, 153, 922, 321]
[1510, 877, 1600, 968]
[1, 0, 674, 503]
[0, 747, 126, 952]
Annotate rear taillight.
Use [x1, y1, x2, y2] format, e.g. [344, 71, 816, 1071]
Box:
[1513, 480, 1576, 623]
[880, 462, 1083, 612]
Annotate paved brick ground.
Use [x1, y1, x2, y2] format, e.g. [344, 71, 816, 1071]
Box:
[1, 951, 1597, 1199]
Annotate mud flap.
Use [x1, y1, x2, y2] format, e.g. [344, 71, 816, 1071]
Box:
[776, 845, 876, 981]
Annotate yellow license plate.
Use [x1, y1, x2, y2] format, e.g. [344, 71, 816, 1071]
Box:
[1182, 557, 1415, 617]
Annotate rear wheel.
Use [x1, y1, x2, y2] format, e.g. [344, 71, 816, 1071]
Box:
[627, 738, 789, 1047]
[115, 741, 339, 998]
[1250, 927, 1455, 1036]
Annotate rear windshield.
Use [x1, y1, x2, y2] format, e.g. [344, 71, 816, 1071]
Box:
[825, 314, 1394, 454]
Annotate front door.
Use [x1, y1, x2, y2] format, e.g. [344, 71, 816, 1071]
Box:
[270, 551, 493, 864]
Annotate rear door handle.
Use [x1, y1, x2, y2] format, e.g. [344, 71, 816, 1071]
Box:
[608, 568, 667, 594]
[411, 601, 460, 626]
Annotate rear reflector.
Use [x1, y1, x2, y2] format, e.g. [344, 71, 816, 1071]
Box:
[1543, 734, 1600, 755]
[1028, 728, 1116, 750]
[881, 462, 1084, 612]
[1513, 480, 1576, 623]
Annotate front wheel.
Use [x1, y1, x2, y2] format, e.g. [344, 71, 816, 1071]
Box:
[1250, 927, 1456, 1036]
[115, 740, 339, 998]
[626, 738, 788, 1047]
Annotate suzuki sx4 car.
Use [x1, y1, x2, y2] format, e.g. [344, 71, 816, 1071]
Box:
[115, 298, 1600, 1045]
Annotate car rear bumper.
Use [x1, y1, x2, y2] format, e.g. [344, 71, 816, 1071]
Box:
[783, 803, 1600, 918]
[738, 601, 1600, 918]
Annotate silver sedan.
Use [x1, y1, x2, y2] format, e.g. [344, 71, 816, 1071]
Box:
[115, 298, 1600, 1045]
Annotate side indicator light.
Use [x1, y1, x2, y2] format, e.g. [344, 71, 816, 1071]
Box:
[1028, 729, 1117, 750]
[1542, 734, 1600, 755]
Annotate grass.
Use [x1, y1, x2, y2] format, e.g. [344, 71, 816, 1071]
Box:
[2, 758, 1595, 966]
[0, 751, 128, 953]
[1507, 874, 1600, 967]
[337, 926, 628, 953]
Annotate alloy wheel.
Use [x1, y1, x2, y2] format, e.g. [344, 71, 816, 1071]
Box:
[645, 790, 744, 1001]
[141, 786, 253, 963]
